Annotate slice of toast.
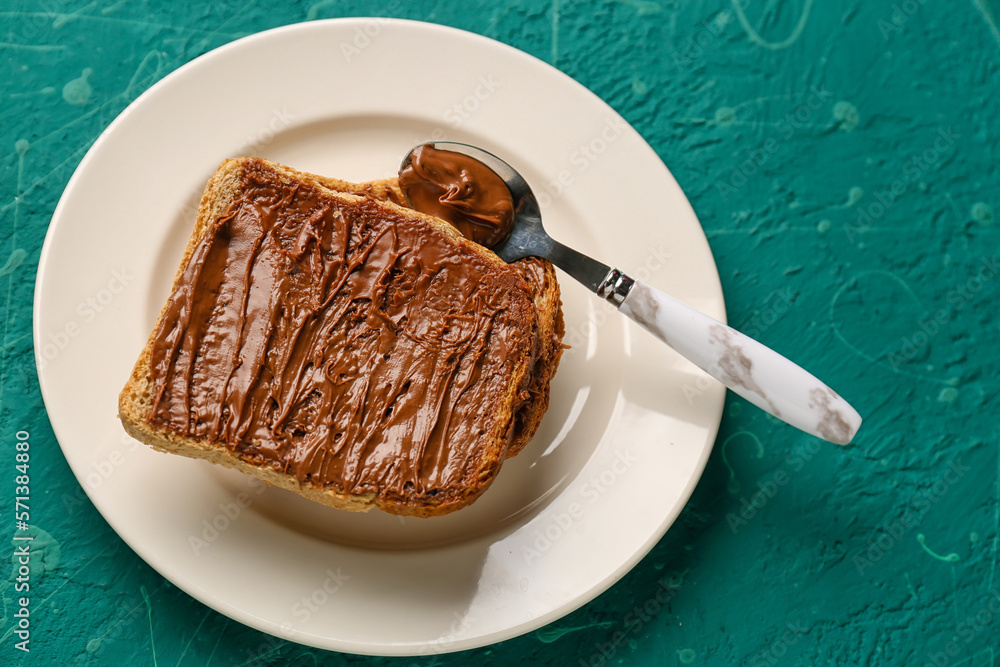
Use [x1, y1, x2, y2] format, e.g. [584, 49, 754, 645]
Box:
[310, 175, 565, 458]
[119, 157, 545, 516]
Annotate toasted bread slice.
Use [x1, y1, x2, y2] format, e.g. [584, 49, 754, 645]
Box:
[119, 157, 543, 516]
[312, 175, 565, 457]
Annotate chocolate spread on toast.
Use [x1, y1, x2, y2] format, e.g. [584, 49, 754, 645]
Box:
[146, 164, 536, 501]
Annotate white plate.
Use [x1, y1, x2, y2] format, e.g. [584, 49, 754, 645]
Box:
[35, 19, 726, 656]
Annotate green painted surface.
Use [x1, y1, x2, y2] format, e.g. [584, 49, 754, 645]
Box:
[2, 1, 999, 665]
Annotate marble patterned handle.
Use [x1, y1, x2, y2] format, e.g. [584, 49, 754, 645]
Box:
[618, 279, 862, 444]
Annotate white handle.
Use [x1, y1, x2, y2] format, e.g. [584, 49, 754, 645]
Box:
[619, 280, 861, 444]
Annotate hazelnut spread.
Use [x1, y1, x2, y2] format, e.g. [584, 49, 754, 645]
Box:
[146, 163, 537, 503]
[398, 144, 515, 248]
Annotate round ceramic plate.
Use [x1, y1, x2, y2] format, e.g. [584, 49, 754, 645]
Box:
[35, 19, 726, 656]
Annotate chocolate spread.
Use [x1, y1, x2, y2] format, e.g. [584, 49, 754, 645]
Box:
[398, 144, 514, 248]
[147, 162, 535, 502]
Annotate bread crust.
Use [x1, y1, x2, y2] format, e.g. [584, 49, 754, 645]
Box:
[118, 157, 545, 517]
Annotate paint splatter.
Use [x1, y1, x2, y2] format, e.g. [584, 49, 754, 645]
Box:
[306, 0, 340, 20]
[972, 202, 994, 225]
[63, 68, 93, 105]
[8, 526, 61, 579]
[679, 648, 697, 663]
[845, 186, 864, 207]
[632, 76, 649, 95]
[123, 51, 166, 99]
[938, 387, 958, 403]
[834, 187, 863, 209]
[817, 219, 831, 233]
[721, 431, 765, 493]
[53, 1, 98, 28]
[990, 440, 1000, 593]
[829, 270, 956, 385]
[917, 533, 960, 563]
[714, 106, 737, 127]
[101, 0, 130, 15]
[551, 0, 560, 66]
[9, 86, 57, 99]
[973, 0, 1000, 44]
[731, 0, 813, 50]
[833, 101, 859, 132]
[536, 621, 613, 643]
[0, 249, 26, 278]
[617, 0, 662, 16]
[141, 585, 160, 667]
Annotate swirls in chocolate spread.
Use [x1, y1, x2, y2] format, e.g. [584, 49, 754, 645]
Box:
[147, 165, 536, 505]
[398, 144, 515, 247]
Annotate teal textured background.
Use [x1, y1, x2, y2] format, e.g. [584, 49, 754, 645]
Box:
[3, 1, 1000, 665]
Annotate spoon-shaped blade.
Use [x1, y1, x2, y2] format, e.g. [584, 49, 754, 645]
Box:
[400, 142, 863, 444]
[408, 142, 614, 292]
